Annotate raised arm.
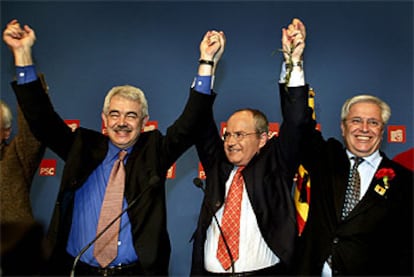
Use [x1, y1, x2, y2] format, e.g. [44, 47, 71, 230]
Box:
[198, 30, 226, 76]
[277, 18, 311, 177]
[3, 19, 36, 66]
[194, 30, 227, 167]
[280, 18, 306, 87]
[281, 18, 306, 65]
[4, 19, 75, 160]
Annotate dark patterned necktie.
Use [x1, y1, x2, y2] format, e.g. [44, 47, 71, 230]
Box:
[341, 156, 364, 220]
[94, 150, 127, 267]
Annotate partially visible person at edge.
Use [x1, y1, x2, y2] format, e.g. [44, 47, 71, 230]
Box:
[293, 19, 413, 277]
[0, 95, 45, 222]
[189, 18, 311, 275]
[0, 95, 47, 275]
[3, 19, 219, 275]
[1, 35, 47, 273]
[393, 147, 414, 171]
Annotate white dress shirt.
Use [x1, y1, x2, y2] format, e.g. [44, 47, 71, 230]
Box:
[204, 167, 279, 273]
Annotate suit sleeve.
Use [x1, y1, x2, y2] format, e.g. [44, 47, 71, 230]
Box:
[194, 92, 223, 173]
[12, 79, 75, 161]
[13, 104, 46, 184]
[277, 84, 312, 179]
[160, 88, 216, 170]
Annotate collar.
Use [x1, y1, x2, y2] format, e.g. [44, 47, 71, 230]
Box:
[346, 149, 382, 169]
[107, 141, 133, 160]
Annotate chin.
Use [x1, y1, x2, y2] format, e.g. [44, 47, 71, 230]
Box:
[113, 141, 132, 148]
[226, 156, 238, 164]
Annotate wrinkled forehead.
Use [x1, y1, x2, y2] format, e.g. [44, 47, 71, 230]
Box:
[227, 111, 255, 131]
[108, 95, 141, 111]
[348, 102, 382, 119]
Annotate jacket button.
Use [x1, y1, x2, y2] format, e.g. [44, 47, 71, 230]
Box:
[333, 237, 339, 244]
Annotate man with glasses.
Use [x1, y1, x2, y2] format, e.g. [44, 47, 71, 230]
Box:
[295, 93, 413, 276]
[293, 22, 413, 276]
[190, 19, 310, 275]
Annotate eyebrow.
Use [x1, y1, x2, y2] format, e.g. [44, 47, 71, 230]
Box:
[108, 110, 139, 116]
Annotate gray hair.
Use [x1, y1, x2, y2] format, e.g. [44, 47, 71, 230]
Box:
[102, 85, 149, 118]
[341, 94, 391, 124]
[0, 100, 13, 129]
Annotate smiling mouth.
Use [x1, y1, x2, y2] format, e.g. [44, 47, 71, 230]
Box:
[355, 135, 371, 141]
[116, 130, 131, 133]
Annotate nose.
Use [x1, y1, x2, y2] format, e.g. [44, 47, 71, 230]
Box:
[360, 120, 369, 132]
[118, 115, 127, 125]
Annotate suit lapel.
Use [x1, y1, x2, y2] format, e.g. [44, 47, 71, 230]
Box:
[334, 153, 352, 220]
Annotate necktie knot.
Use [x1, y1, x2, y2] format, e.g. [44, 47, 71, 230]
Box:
[235, 166, 245, 177]
[118, 150, 127, 161]
[352, 156, 363, 168]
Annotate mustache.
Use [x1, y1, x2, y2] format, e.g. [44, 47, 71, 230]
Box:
[113, 125, 132, 132]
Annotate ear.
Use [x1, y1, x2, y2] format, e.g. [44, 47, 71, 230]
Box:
[380, 127, 385, 140]
[340, 121, 345, 137]
[141, 115, 149, 130]
[258, 132, 268, 149]
[101, 112, 107, 128]
[3, 127, 11, 141]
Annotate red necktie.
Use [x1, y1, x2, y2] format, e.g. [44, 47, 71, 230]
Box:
[94, 150, 127, 268]
[217, 166, 245, 270]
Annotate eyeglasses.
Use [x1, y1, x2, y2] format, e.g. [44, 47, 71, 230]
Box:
[346, 117, 383, 128]
[222, 131, 260, 141]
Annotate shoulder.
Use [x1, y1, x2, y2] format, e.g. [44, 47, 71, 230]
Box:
[379, 154, 413, 181]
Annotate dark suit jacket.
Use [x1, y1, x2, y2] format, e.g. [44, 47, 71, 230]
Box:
[12, 80, 215, 275]
[190, 84, 310, 275]
[296, 128, 414, 275]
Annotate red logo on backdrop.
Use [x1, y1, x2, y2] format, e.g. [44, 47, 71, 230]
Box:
[166, 163, 176, 179]
[268, 122, 279, 138]
[220, 122, 227, 136]
[198, 162, 206, 180]
[64, 119, 80, 132]
[388, 125, 406, 143]
[143, 121, 158, 132]
[39, 159, 57, 176]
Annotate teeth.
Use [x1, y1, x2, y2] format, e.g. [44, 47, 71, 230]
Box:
[356, 136, 370, 141]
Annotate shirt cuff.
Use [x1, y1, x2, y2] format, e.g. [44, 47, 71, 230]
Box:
[16, 65, 37, 84]
[191, 75, 214, 95]
[279, 62, 305, 87]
